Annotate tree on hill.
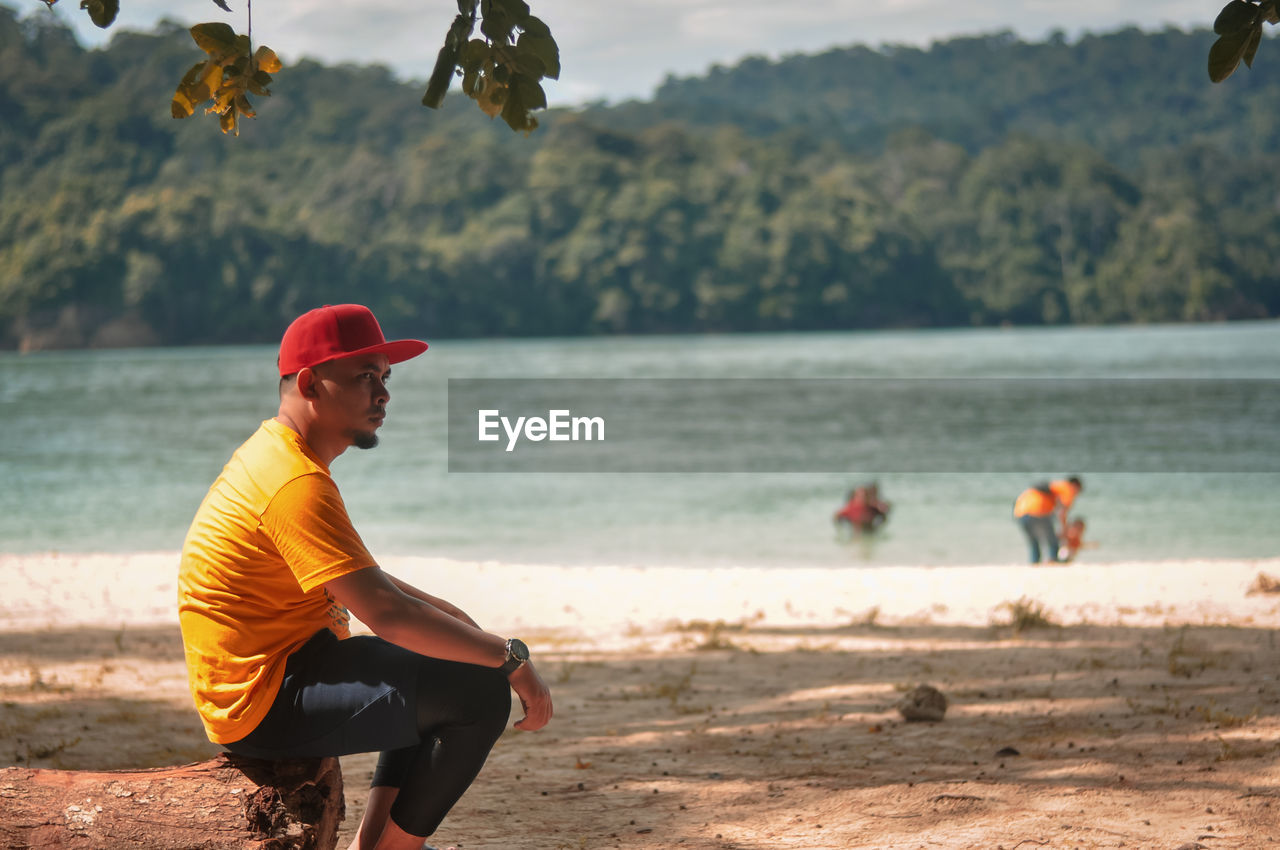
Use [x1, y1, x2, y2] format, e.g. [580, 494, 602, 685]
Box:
[2, 12, 1278, 350]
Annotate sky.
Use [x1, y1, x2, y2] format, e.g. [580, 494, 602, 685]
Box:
[33, 0, 1216, 106]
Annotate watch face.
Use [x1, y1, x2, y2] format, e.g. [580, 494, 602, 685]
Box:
[509, 638, 530, 662]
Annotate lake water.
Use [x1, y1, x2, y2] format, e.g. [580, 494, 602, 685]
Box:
[1, 322, 1277, 568]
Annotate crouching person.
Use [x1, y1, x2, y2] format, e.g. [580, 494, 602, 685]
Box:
[178, 304, 552, 850]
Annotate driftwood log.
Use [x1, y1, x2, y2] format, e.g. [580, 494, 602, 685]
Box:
[0, 754, 344, 850]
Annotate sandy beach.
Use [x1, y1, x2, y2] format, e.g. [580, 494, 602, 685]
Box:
[2, 552, 1279, 848]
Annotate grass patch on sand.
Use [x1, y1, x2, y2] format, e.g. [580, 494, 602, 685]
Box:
[991, 597, 1057, 636]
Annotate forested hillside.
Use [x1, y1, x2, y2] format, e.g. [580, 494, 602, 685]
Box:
[1, 7, 1277, 350]
[604, 28, 1280, 164]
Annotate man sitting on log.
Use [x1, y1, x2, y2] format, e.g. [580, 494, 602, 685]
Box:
[177, 304, 553, 850]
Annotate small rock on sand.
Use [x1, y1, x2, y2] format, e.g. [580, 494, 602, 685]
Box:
[898, 684, 948, 722]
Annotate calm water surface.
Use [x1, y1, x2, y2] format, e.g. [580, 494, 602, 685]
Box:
[2, 322, 1277, 567]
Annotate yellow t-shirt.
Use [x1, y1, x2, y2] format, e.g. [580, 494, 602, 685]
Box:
[178, 419, 376, 744]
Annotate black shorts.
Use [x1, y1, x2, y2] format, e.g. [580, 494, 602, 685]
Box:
[225, 628, 425, 758]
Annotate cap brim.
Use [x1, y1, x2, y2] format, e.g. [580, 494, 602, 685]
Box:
[333, 339, 429, 366]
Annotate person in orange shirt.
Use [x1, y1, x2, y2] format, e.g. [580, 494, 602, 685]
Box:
[1012, 476, 1083, 564]
[179, 305, 552, 850]
[1047, 476, 1083, 539]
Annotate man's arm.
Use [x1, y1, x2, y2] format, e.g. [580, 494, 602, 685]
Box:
[386, 573, 480, 629]
[326, 566, 552, 730]
[328, 566, 500, 664]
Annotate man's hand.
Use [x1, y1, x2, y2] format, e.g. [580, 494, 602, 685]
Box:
[508, 661, 553, 731]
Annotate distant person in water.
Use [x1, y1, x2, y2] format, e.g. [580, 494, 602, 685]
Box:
[835, 482, 891, 536]
[1012, 476, 1083, 564]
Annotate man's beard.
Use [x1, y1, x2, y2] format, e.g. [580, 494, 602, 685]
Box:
[351, 430, 380, 450]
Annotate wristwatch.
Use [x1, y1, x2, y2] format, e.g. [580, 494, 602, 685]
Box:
[499, 638, 529, 676]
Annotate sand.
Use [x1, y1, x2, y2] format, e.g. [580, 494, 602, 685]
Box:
[2, 551, 1280, 849]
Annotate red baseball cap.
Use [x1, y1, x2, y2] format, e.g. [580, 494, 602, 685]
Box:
[278, 304, 428, 376]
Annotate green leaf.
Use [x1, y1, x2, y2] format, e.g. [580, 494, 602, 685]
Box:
[226, 54, 250, 76]
[501, 97, 537, 133]
[422, 41, 460, 108]
[491, 0, 531, 20]
[1243, 23, 1264, 67]
[445, 10, 476, 47]
[247, 70, 273, 96]
[422, 0, 554, 132]
[513, 74, 546, 110]
[79, 0, 118, 28]
[1214, 0, 1259, 34]
[480, 6, 516, 44]
[520, 15, 551, 38]
[500, 83, 528, 131]
[513, 50, 545, 78]
[459, 38, 489, 74]
[517, 32, 559, 79]
[1209, 26, 1254, 81]
[498, 74, 545, 133]
[190, 22, 239, 56]
[462, 66, 481, 96]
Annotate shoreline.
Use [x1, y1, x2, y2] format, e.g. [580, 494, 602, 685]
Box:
[4, 551, 1278, 637]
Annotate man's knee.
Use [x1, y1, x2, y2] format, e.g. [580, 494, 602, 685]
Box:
[415, 662, 511, 735]
[447, 667, 511, 744]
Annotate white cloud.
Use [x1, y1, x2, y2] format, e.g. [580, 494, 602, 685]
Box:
[33, 0, 1217, 105]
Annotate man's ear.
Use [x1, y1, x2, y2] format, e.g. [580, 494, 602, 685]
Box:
[296, 367, 319, 399]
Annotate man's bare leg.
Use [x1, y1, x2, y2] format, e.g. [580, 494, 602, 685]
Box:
[348, 787, 455, 850]
[373, 818, 452, 850]
[348, 786, 396, 850]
